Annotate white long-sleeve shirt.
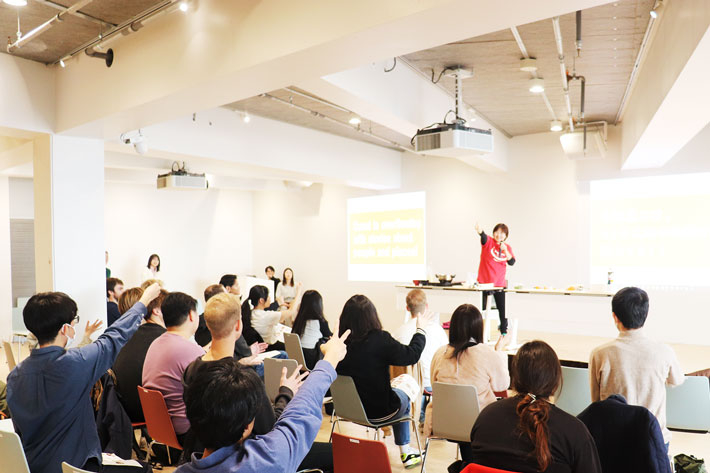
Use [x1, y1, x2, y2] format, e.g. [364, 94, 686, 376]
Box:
[392, 317, 448, 388]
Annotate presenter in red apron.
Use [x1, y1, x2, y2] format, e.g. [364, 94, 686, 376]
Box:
[475, 222, 516, 337]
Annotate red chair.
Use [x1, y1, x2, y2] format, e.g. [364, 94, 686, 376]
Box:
[332, 432, 392, 473]
[137, 386, 182, 464]
[461, 464, 521, 473]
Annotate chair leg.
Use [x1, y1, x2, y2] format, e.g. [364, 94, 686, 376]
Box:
[411, 417, 422, 453]
[329, 419, 339, 442]
[421, 438, 431, 473]
[146, 440, 154, 463]
[167, 446, 172, 465]
[374, 428, 379, 441]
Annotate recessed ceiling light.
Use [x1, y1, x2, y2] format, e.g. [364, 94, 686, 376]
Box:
[528, 78, 545, 94]
[243, 112, 251, 123]
[3, 0, 28, 6]
[550, 120, 563, 132]
[348, 114, 362, 126]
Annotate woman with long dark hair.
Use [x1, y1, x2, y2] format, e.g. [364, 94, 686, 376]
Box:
[336, 294, 436, 469]
[469, 341, 601, 473]
[276, 267, 297, 308]
[141, 253, 161, 283]
[241, 284, 301, 350]
[423, 304, 509, 470]
[291, 290, 332, 369]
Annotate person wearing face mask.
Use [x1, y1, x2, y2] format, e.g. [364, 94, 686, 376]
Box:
[475, 222, 516, 339]
[6, 283, 161, 473]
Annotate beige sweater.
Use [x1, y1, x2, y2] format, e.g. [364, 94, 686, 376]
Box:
[424, 343, 509, 438]
[589, 328, 684, 444]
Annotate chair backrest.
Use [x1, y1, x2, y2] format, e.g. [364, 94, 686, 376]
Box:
[284, 332, 308, 368]
[3, 341, 16, 370]
[554, 366, 591, 416]
[264, 357, 299, 403]
[330, 375, 370, 425]
[61, 462, 93, 473]
[0, 430, 31, 473]
[332, 432, 392, 473]
[462, 463, 521, 473]
[431, 382, 480, 442]
[666, 376, 710, 432]
[136, 386, 182, 449]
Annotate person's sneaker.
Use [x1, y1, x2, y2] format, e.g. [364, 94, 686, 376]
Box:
[401, 452, 422, 469]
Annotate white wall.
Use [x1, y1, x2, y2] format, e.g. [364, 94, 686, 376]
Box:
[0, 177, 11, 339]
[104, 181, 253, 301]
[0, 54, 55, 133]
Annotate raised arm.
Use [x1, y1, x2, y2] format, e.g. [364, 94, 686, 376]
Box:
[475, 222, 488, 245]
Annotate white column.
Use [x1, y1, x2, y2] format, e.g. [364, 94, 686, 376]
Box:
[0, 176, 12, 340]
[33, 134, 106, 335]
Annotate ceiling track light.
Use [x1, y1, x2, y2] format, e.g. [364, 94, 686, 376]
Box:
[528, 77, 545, 93]
[3, 0, 28, 6]
[243, 112, 251, 123]
[178, 1, 189, 12]
[550, 120, 563, 132]
[650, 0, 663, 18]
[519, 58, 538, 72]
[59, 59, 66, 68]
[348, 114, 362, 126]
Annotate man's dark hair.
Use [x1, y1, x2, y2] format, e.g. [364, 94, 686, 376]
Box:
[161, 292, 197, 328]
[184, 357, 263, 450]
[145, 289, 169, 321]
[219, 274, 237, 288]
[265, 265, 275, 273]
[612, 287, 649, 329]
[23, 292, 77, 345]
[204, 284, 225, 302]
[106, 277, 124, 298]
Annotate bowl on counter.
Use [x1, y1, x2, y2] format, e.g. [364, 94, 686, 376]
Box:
[435, 273, 456, 283]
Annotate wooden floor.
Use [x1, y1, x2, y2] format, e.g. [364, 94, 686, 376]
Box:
[2, 333, 709, 472]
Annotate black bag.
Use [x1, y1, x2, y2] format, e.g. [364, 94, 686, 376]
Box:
[674, 454, 707, 473]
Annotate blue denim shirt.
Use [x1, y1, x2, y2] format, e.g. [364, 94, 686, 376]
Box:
[7, 302, 147, 473]
[176, 360, 336, 473]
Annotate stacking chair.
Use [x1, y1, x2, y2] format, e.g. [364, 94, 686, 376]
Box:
[462, 464, 522, 473]
[284, 332, 309, 368]
[666, 376, 710, 432]
[422, 382, 480, 473]
[554, 366, 591, 416]
[61, 463, 92, 473]
[332, 432, 392, 473]
[3, 341, 17, 371]
[0, 430, 31, 473]
[137, 386, 183, 464]
[264, 357, 299, 402]
[328, 375, 422, 452]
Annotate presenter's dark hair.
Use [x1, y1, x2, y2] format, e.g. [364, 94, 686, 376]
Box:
[241, 285, 270, 333]
[292, 290, 326, 337]
[512, 340, 562, 472]
[106, 277, 123, 298]
[612, 286, 649, 329]
[282, 267, 294, 286]
[339, 295, 382, 343]
[493, 223, 509, 239]
[184, 357, 262, 450]
[24, 292, 78, 345]
[161, 292, 197, 327]
[146, 254, 161, 271]
[219, 274, 237, 288]
[448, 304, 484, 360]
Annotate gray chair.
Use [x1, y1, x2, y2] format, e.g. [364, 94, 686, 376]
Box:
[328, 375, 422, 452]
[421, 382, 480, 473]
[554, 366, 591, 416]
[284, 332, 309, 368]
[264, 357, 299, 403]
[0, 430, 31, 473]
[62, 462, 93, 473]
[666, 376, 710, 432]
[3, 341, 17, 371]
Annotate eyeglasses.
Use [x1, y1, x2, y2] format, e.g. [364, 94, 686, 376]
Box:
[72, 315, 80, 325]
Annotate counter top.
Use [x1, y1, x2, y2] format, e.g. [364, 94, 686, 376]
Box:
[397, 285, 614, 297]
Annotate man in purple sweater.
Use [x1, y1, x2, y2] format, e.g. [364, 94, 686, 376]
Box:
[177, 330, 350, 473]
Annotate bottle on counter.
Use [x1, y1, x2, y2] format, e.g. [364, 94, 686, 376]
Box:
[607, 269, 614, 286]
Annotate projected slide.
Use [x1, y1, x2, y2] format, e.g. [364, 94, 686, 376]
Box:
[348, 192, 426, 282]
[590, 173, 710, 287]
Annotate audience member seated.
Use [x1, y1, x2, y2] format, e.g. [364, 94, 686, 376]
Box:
[394, 288, 448, 427]
[265, 265, 280, 291]
[241, 284, 301, 350]
[470, 340, 601, 473]
[141, 253, 161, 283]
[578, 394, 671, 473]
[142, 292, 205, 442]
[195, 284, 227, 347]
[140, 279, 164, 290]
[589, 287, 684, 448]
[424, 303, 509, 470]
[176, 330, 349, 473]
[336, 294, 434, 469]
[183, 292, 333, 471]
[218, 274, 241, 296]
[291, 290, 332, 369]
[112, 288, 168, 423]
[106, 277, 124, 326]
[0, 380, 9, 418]
[275, 267, 297, 308]
[119, 287, 145, 315]
[7, 284, 160, 473]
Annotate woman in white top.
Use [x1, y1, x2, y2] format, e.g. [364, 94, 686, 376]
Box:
[141, 254, 161, 284]
[291, 290, 333, 369]
[241, 283, 301, 350]
[275, 268, 297, 308]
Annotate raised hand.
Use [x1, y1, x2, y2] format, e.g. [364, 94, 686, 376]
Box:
[321, 329, 350, 368]
[416, 309, 438, 330]
[84, 319, 104, 338]
[139, 283, 161, 306]
[279, 365, 309, 394]
[250, 342, 268, 356]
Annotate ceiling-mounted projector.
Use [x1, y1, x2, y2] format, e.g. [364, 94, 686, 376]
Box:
[414, 123, 493, 157]
[157, 162, 208, 190]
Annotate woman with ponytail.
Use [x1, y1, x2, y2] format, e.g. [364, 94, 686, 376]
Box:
[469, 341, 601, 473]
[241, 284, 301, 350]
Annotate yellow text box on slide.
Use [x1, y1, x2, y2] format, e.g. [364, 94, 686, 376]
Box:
[349, 208, 425, 265]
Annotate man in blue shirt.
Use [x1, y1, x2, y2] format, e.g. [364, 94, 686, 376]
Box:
[177, 329, 350, 473]
[7, 283, 161, 473]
